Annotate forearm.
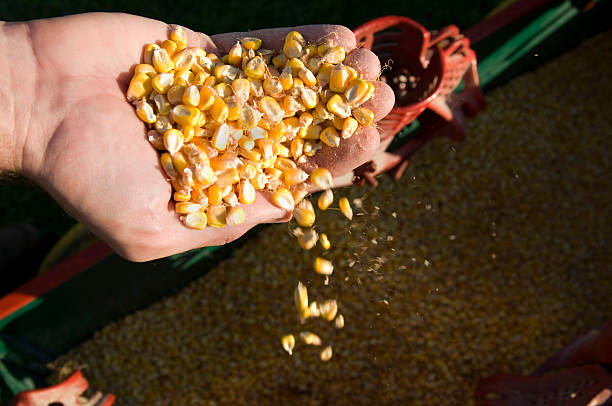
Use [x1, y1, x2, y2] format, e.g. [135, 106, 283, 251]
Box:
[0, 21, 48, 179]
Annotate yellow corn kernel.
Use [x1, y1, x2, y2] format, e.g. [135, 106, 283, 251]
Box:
[294, 199, 315, 227]
[160, 39, 177, 58]
[284, 168, 308, 187]
[135, 99, 156, 124]
[207, 185, 224, 206]
[272, 188, 294, 210]
[213, 83, 232, 100]
[226, 206, 245, 226]
[210, 155, 232, 172]
[211, 122, 232, 151]
[320, 126, 341, 148]
[252, 172, 267, 190]
[163, 129, 184, 155]
[306, 56, 322, 75]
[225, 96, 242, 121]
[152, 48, 174, 73]
[265, 166, 283, 181]
[285, 58, 305, 76]
[344, 78, 369, 105]
[244, 57, 266, 79]
[316, 63, 333, 86]
[256, 138, 274, 160]
[272, 54, 288, 69]
[238, 163, 257, 180]
[238, 147, 261, 162]
[330, 64, 349, 92]
[183, 125, 197, 142]
[151, 94, 170, 117]
[193, 72, 208, 86]
[191, 137, 218, 159]
[174, 202, 202, 215]
[268, 121, 286, 141]
[160, 152, 179, 179]
[221, 54, 229, 64]
[171, 105, 200, 127]
[231, 78, 250, 102]
[154, 115, 172, 135]
[263, 77, 283, 96]
[329, 117, 343, 132]
[172, 48, 195, 71]
[318, 189, 333, 210]
[346, 66, 358, 81]
[322, 45, 345, 64]
[194, 164, 215, 187]
[215, 168, 240, 187]
[309, 167, 332, 189]
[317, 43, 332, 57]
[299, 124, 322, 140]
[298, 68, 317, 87]
[352, 107, 374, 126]
[283, 39, 303, 59]
[166, 84, 185, 105]
[273, 142, 290, 158]
[134, 63, 157, 76]
[300, 331, 322, 346]
[173, 188, 191, 202]
[227, 42, 243, 66]
[183, 143, 209, 166]
[320, 345, 333, 361]
[258, 96, 284, 124]
[237, 105, 262, 131]
[203, 75, 217, 87]
[327, 94, 351, 118]
[143, 43, 160, 65]
[296, 228, 318, 250]
[171, 151, 189, 174]
[278, 66, 294, 90]
[294, 281, 308, 312]
[175, 69, 194, 86]
[285, 30, 305, 45]
[341, 117, 358, 139]
[170, 26, 188, 50]
[291, 183, 309, 205]
[314, 257, 333, 275]
[237, 179, 255, 204]
[181, 85, 200, 107]
[339, 196, 353, 219]
[299, 88, 318, 109]
[320, 299, 338, 321]
[126, 73, 152, 102]
[214, 64, 240, 83]
[147, 130, 164, 150]
[238, 136, 255, 151]
[334, 314, 345, 329]
[197, 86, 215, 111]
[239, 36, 261, 50]
[181, 211, 207, 230]
[210, 97, 229, 123]
[207, 205, 227, 228]
[287, 138, 303, 161]
[281, 334, 295, 355]
[320, 233, 331, 250]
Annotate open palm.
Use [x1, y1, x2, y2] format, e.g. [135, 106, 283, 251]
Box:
[24, 13, 394, 261]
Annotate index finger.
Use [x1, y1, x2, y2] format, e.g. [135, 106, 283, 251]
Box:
[210, 24, 356, 54]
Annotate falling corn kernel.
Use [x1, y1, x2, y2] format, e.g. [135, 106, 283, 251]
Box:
[318, 189, 333, 210]
[294, 199, 315, 227]
[320, 233, 331, 250]
[320, 345, 333, 362]
[339, 197, 353, 220]
[297, 228, 318, 250]
[300, 332, 322, 346]
[294, 281, 308, 313]
[281, 334, 296, 355]
[314, 257, 333, 275]
[335, 314, 344, 329]
[319, 299, 338, 321]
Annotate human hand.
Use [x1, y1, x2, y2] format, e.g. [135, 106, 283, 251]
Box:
[5, 13, 394, 261]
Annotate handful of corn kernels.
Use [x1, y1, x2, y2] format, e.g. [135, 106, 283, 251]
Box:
[126, 26, 374, 229]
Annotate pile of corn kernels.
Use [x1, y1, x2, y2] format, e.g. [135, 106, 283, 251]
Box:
[127, 26, 375, 229]
[52, 30, 612, 405]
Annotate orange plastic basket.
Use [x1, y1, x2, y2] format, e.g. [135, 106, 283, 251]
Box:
[353, 16, 447, 140]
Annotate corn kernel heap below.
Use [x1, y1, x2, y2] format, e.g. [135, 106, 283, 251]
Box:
[127, 27, 375, 229]
[56, 31, 612, 406]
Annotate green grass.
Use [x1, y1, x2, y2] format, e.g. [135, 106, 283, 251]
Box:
[0, 0, 504, 239]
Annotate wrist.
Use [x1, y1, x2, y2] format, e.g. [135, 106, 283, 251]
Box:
[0, 20, 57, 180]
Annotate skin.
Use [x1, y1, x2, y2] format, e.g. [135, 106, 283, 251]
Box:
[0, 13, 394, 261]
